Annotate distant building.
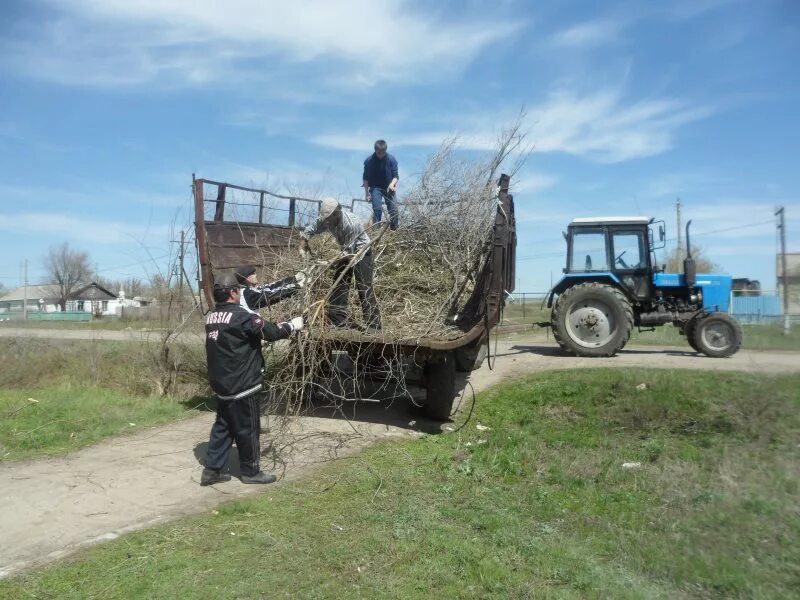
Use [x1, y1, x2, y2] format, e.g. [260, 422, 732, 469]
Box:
[732, 278, 761, 296]
[0, 284, 61, 313]
[0, 282, 127, 317]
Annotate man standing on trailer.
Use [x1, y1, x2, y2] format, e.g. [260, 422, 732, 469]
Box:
[200, 272, 304, 486]
[363, 139, 399, 230]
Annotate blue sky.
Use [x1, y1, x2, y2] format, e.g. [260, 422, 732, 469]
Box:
[0, 0, 798, 293]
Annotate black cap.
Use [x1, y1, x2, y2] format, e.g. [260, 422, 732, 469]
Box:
[213, 272, 239, 292]
[234, 265, 256, 285]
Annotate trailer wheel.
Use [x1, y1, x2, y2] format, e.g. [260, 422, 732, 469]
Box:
[424, 352, 457, 421]
[692, 312, 742, 358]
[455, 336, 487, 372]
[551, 282, 633, 357]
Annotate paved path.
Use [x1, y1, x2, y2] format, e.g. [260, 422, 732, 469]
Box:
[1, 340, 799, 578]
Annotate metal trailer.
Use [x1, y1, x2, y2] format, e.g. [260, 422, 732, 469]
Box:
[193, 175, 516, 420]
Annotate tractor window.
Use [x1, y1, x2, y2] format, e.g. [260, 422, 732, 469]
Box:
[570, 231, 608, 271]
[612, 232, 644, 270]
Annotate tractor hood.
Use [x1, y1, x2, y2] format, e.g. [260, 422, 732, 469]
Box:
[653, 273, 732, 312]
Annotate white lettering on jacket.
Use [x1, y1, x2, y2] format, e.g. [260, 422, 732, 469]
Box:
[206, 311, 233, 325]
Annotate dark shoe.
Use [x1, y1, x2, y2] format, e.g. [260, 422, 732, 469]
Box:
[241, 471, 277, 485]
[200, 468, 231, 486]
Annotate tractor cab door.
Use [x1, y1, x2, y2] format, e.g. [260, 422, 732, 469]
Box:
[609, 228, 651, 300]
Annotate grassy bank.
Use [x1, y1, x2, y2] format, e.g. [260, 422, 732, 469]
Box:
[3, 369, 798, 598]
[0, 386, 200, 461]
[0, 338, 210, 461]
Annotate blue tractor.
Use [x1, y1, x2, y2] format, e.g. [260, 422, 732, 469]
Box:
[546, 216, 742, 358]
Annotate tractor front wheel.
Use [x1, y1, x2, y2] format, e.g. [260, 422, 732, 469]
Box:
[683, 317, 701, 353]
[551, 282, 633, 357]
[692, 312, 742, 358]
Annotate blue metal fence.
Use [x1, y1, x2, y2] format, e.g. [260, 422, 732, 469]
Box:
[731, 294, 782, 324]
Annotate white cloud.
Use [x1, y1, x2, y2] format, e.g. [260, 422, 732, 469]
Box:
[0, 212, 171, 245]
[550, 20, 624, 48]
[513, 171, 558, 194]
[312, 88, 715, 163]
[1, 0, 521, 88]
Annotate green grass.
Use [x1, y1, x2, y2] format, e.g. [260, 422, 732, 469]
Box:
[0, 338, 210, 460]
[0, 386, 200, 461]
[0, 337, 208, 397]
[3, 369, 798, 598]
[0, 318, 145, 331]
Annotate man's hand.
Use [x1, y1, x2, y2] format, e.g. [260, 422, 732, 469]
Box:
[294, 271, 307, 288]
[387, 182, 396, 193]
[289, 316, 304, 332]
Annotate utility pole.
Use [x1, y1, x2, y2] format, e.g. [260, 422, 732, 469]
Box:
[170, 230, 193, 319]
[776, 207, 790, 335]
[23, 259, 28, 321]
[676, 198, 683, 260]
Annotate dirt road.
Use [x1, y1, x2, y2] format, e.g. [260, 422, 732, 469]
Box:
[2, 339, 799, 578]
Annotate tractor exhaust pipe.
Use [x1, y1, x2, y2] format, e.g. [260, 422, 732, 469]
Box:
[684, 219, 696, 287]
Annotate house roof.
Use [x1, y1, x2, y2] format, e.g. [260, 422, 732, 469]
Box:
[0, 282, 118, 303]
[0, 284, 60, 303]
[71, 283, 118, 301]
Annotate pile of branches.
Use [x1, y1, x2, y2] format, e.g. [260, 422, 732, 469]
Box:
[227, 126, 526, 419]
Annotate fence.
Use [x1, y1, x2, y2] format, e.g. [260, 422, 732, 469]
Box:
[730, 291, 783, 324]
[0, 309, 92, 322]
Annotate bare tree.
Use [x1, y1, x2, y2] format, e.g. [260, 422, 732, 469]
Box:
[96, 276, 147, 298]
[663, 245, 720, 273]
[43, 242, 91, 311]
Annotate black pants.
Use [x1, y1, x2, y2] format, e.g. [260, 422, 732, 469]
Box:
[329, 250, 381, 328]
[205, 391, 261, 477]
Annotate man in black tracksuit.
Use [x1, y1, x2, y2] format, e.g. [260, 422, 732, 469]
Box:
[234, 265, 304, 314]
[201, 273, 303, 486]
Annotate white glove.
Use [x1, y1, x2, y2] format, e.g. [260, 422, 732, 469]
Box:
[299, 247, 310, 261]
[289, 316, 304, 332]
[294, 271, 307, 288]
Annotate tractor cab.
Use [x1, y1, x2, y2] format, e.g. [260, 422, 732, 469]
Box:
[562, 216, 663, 301]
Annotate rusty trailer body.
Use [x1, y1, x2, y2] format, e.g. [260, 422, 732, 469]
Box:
[193, 175, 516, 419]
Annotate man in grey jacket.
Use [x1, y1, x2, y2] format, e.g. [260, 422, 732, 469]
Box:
[299, 198, 381, 332]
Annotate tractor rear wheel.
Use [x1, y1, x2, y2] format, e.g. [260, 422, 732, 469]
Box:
[551, 282, 633, 357]
[692, 312, 742, 358]
[424, 352, 457, 421]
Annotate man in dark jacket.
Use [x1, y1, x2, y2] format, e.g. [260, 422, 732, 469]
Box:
[234, 265, 305, 314]
[201, 273, 303, 486]
[362, 139, 399, 230]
